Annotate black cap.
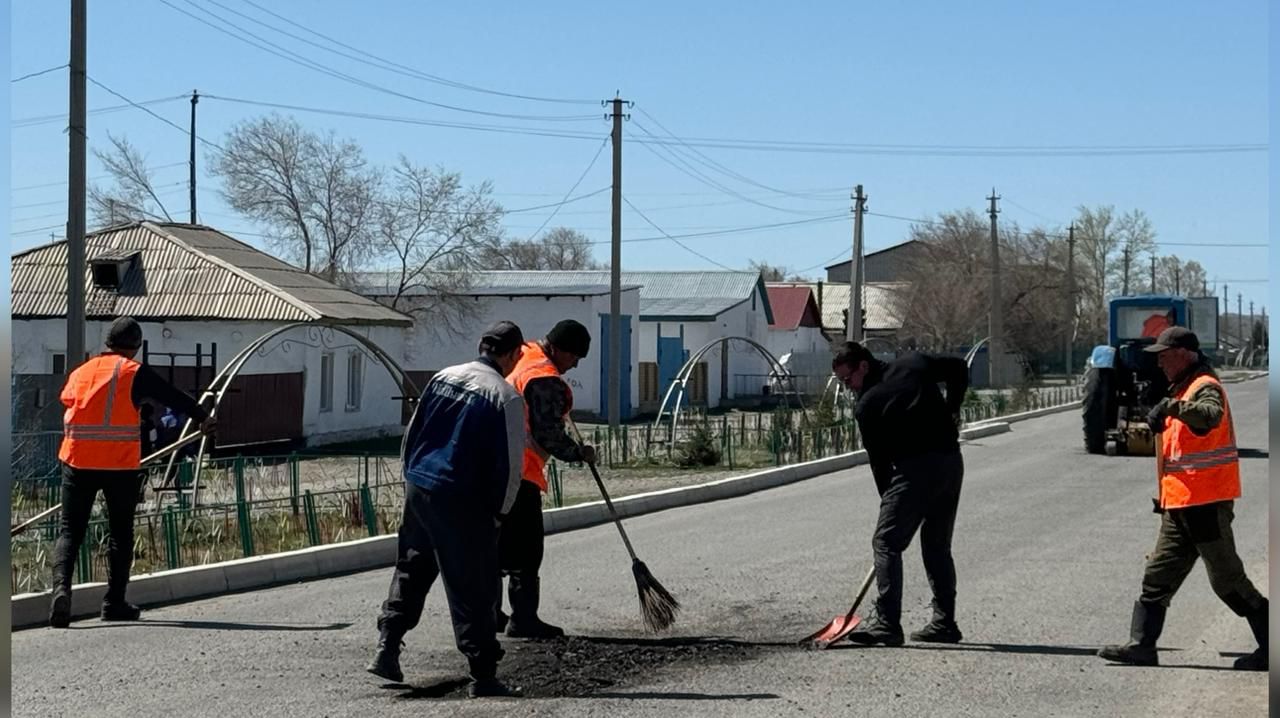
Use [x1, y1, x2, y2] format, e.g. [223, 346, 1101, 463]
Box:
[105, 317, 143, 350]
[547, 319, 591, 358]
[1144, 326, 1200, 353]
[479, 320, 524, 355]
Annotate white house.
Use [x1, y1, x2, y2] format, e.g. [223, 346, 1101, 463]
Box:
[10, 221, 413, 449]
[354, 273, 642, 420]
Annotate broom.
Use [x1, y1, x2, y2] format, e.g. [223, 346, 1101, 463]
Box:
[566, 417, 680, 633]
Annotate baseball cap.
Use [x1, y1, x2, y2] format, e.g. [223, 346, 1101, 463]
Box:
[479, 320, 524, 355]
[1143, 326, 1200, 353]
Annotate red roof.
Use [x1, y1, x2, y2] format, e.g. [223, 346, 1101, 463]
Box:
[765, 285, 821, 329]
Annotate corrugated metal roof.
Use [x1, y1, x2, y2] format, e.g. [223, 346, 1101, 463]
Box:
[778, 281, 909, 331]
[12, 222, 411, 326]
[354, 269, 773, 322]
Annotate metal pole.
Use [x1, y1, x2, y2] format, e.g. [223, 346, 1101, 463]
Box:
[607, 95, 626, 430]
[66, 0, 88, 370]
[1064, 224, 1075, 377]
[189, 89, 199, 224]
[987, 189, 1002, 388]
[848, 185, 865, 342]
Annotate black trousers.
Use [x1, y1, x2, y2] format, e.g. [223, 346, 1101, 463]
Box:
[871, 449, 964, 627]
[499, 481, 545, 578]
[377, 482, 502, 671]
[51, 463, 144, 603]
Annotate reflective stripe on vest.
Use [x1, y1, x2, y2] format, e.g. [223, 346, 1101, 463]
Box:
[507, 341, 569, 493]
[57, 355, 142, 470]
[1158, 374, 1240, 510]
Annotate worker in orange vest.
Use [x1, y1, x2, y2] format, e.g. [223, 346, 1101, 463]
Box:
[50, 317, 215, 628]
[495, 319, 597, 639]
[1098, 327, 1267, 670]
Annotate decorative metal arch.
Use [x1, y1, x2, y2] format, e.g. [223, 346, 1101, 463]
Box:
[160, 322, 421, 509]
[651, 336, 807, 441]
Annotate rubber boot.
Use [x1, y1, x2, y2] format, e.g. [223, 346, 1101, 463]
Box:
[467, 657, 522, 698]
[366, 627, 406, 683]
[49, 587, 71, 629]
[1233, 599, 1268, 671]
[1098, 601, 1164, 666]
[505, 576, 563, 639]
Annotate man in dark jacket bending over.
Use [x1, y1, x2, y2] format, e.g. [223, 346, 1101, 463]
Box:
[367, 321, 528, 698]
[833, 341, 970, 646]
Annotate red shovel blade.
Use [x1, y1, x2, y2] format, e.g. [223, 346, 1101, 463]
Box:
[800, 612, 863, 649]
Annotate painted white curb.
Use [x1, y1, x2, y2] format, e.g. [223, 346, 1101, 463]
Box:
[12, 422, 1013, 630]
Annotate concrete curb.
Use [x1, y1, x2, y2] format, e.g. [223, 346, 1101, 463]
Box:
[12, 423, 1016, 630]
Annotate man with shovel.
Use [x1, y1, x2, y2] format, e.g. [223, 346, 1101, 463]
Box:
[496, 319, 597, 639]
[51, 317, 215, 628]
[832, 340, 969, 646]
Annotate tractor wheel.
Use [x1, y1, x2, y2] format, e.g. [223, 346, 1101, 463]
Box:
[1083, 368, 1114, 454]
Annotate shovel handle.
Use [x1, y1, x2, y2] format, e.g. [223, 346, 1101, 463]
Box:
[842, 566, 877, 621]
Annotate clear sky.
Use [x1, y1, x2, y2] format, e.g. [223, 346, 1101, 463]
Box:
[7, 1, 1270, 311]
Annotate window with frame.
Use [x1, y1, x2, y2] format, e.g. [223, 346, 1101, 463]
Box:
[639, 362, 658, 402]
[345, 351, 363, 411]
[689, 362, 709, 402]
[51, 353, 67, 375]
[319, 352, 334, 412]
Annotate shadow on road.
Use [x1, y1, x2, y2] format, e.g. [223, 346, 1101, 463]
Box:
[592, 691, 780, 701]
[75, 619, 352, 632]
[579, 634, 795, 649]
[833, 641, 1099, 657]
[1237, 448, 1268, 459]
[395, 677, 470, 699]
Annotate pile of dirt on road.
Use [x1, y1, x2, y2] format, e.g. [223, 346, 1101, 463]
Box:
[398, 634, 788, 700]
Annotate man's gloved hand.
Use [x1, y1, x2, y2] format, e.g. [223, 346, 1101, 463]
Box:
[952, 411, 964, 432]
[1147, 398, 1174, 433]
[579, 444, 597, 466]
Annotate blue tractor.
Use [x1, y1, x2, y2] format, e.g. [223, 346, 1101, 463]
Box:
[1081, 294, 1219, 456]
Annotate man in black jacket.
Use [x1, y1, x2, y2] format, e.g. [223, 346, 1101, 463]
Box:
[833, 341, 970, 646]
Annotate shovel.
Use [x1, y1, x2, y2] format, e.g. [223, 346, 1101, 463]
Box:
[800, 565, 876, 649]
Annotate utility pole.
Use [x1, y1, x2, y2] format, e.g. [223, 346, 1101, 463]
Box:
[66, 0, 87, 370]
[1149, 254, 1156, 293]
[1064, 224, 1076, 377]
[189, 89, 199, 224]
[987, 188, 1002, 388]
[1249, 301, 1254, 348]
[1222, 283, 1229, 347]
[1174, 264, 1181, 295]
[1237, 293, 1243, 351]
[1121, 247, 1131, 295]
[847, 184, 867, 342]
[605, 94, 629, 431]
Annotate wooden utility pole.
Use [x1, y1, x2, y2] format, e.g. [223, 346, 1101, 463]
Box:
[1121, 247, 1131, 296]
[1174, 264, 1181, 295]
[1149, 255, 1156, 293]
[1238, 293, 1244, 350]
[605, 94, 629, 430]
[1064, 224, 1075, 377]
[190, 89, 199, 224]
[67, 0, 87, 370]
[847, 184, 866, 342]
[987, 188, 1002, 388]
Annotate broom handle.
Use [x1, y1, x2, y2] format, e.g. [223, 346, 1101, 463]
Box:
[842, 566, 876, 621]
[10, 429, 207, 537]
[564, 417, 640, 563]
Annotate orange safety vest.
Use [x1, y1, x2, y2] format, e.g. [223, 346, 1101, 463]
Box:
[1157, 374, 1240, 510]
[57, 354, 142, 470]
[507, 341, 571, 493]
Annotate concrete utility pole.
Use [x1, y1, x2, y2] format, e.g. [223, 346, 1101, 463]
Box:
[1249, 301, 1254, 348]
[1237, 293, 1243, 350]
[987, 188, 1002, 388]
[1174, 264, 1181, 295]
[847, 184, 867, 342]
[1064, 224, 1076, 377]
[1150, 255, 1156, 293]
[1222, 283, 1229, 346]
[605, 94, 630, 431]
[190, 89, 199, 224]
[66, 0, 87, 370]
[1121, 247, 1131, 296]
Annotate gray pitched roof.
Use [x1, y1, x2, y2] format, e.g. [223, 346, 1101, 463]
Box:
[11, 222, 411, 326]
[354, 269, 773, 322]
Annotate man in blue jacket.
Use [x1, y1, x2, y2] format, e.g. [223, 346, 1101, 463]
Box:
[366, 321, 528, 699]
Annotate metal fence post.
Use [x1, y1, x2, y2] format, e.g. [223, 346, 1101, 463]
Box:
[303, 490, 320, 546]
[360, 484, 378, 536]
[289, 454, 300, 516]
[163, 507, 180, 570]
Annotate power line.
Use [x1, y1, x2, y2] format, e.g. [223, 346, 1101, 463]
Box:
[522, 136, 610, 241]
[588, 213, 847, 246]
[623, 196, 738, 270]
[12, 95, 189, 128]
[794, 247, 853, 274]
[155, 0, 599, 122]
[229, 0, 597, 105]
[11, 162, 188, 192]
[11, 64, 68, 83]
[86, 76, 225, 151]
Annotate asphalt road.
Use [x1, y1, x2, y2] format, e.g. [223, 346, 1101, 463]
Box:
[13, 378, 1270, 717]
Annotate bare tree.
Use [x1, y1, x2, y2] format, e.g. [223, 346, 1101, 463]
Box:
[479, 227, 599, 270]
[1111, 208, 1157, 295]
[747, 258, 810, 282]
[88, 133, 174, 227]
[1072, 205, 1118, 343]
[897, 210, 991, 349]
[211, 114, 379, 280]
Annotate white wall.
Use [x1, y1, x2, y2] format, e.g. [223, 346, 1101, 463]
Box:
[389, 289, 641, 418]
[12, 318, 408, 446]
[765, 326, 826, 361]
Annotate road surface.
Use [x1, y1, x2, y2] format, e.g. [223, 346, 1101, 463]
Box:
[13, 378, 1270, 717]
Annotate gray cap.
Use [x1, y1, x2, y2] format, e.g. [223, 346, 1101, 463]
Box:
[1143, 326, 1199, 353]
[479, 320, 525, 355]
[105, 317, 143, 350]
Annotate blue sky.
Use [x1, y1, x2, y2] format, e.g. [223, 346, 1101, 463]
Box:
[7, 1, 1270, 310]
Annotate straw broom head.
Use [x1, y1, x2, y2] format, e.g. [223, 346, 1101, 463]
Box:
[632, 558, 679, 633]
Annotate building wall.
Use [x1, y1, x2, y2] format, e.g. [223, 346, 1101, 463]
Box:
[11, 318, 408, 446]
[385, 289, 641, 419]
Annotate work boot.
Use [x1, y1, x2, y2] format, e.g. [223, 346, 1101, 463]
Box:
[467, 657, 522, 698]
[844, 617, 905, 647]
[1097, 601, 1164, 666]
[49, 588, 71, 629]
[366, 629, 406, 683]
[100, 600, 141, 622]
[910, 619, 963, 644]
[505, 576, 564, 639]
[1233, 600, 1268, 671]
